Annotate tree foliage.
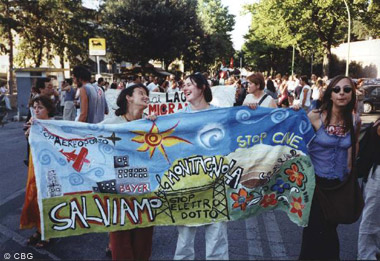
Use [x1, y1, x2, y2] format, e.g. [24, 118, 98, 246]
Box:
[102, 0, 198, 69]
[102, 0, 235, 72]
[244, 0, 370, 77]
[0, 0, 96, 68]
[183, 0, 235, 72]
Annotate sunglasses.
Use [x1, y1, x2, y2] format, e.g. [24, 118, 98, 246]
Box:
[332, 86, 352, 94]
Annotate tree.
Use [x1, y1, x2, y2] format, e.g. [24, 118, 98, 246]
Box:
[0, 0, 21, 94]
[3, 1, 96, 68]
[102, 0, 198, 70]
[189, 0, 235, 72]
[244, 0, 369, 77]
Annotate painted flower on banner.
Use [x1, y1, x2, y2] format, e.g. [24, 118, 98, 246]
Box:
[131, 121, 191, 163]
[290, 197, 305, 218]
[271, 178, 291, 194]
[231, 188, 253, 211]
[285, 163, 305, 186]
[260, 193, 278, 208]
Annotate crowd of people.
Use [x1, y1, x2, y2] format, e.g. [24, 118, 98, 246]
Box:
[20, 65, 379, 260]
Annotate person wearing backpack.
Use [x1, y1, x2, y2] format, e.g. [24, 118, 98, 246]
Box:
[243, 72, 277, 109]
[358, 117, 380, 260]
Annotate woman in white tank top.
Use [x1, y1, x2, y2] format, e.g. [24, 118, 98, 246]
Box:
[243, 72, 277, 109]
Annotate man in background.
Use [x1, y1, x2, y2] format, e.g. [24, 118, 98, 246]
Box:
[72, 66, 108, 123]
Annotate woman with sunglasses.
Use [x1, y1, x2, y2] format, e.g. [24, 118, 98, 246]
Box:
[173, 73, 229, 260]
[299, 75, 359, 259]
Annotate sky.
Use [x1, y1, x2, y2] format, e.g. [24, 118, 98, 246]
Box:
[220, 0, 252, 50]
[82, 0, 252, 51]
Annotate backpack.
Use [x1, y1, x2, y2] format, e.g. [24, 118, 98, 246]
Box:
[356, 122, 376, 182]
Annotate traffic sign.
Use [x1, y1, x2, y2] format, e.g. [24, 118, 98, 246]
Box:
[89, 38, 106, 56]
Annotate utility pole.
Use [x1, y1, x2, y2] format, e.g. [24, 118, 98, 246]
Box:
[343, 0, 351, 76]
[291, 45, 295, 75]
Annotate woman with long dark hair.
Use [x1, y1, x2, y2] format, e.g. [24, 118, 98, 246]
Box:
[299, 75, 360, 259]
[101, 83, 154, 260]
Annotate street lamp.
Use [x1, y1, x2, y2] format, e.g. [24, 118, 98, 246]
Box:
[343, 0, 351, 77]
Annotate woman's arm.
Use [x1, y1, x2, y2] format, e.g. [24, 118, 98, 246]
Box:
[307, 110, 321, 132]
[347, 117, 362, 170]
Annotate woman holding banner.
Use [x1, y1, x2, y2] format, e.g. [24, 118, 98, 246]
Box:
[101, 83, 154, 261]
[172, 72, 229, 260]
[243, 72, 277, 109]
[21, 95, 56, 248]
[299, 75, 361, 259]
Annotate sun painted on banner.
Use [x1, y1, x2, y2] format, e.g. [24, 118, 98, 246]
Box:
[29, 106, 316, 240]
[131, 121, 192, 163]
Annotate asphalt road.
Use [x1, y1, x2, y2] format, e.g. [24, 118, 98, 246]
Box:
[0, 111, 378, 260]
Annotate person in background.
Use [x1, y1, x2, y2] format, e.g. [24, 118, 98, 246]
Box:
[104, 82, 121, 120]
[117, 81, 125, 90]
[62, 79, 76, 121]
[174, 73, 229, 260]
[178, 80, 184, 91]
[156, 79, 168, 93]
[264, 77, 278, 100]
[147, 76, 159, 92]
[95, 77, 105, 92]
[243, 72, 277, 109]
[309, 79, 324, 111]
[101, 84, 154, 260]
[274, 73, 282, 91]
[127, 75, 141, 87]
[0, 81, 11, 110]
[355, 78, 365, 116]
[357, 117, 380, 260]
[24, 77, 57, 166]
[234, 79, 246, 106]
[72, 66, 108, 123]
[299, 75, 359, 260]
[298, 75, 312, 111]
[167, 79, 180, 93]
[21, 96, 56, 248]
[277, 74, 289, 107]
[104, 81, 110, 91]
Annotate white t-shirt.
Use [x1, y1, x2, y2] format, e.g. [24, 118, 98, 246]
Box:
[147, 82, 158, 91]
[299, 85, 311, 107]
[167, 87, 180, 93]
[0, 86, 7, 95]
[243, 93, 274, 108]
[311, 85, 320, 100]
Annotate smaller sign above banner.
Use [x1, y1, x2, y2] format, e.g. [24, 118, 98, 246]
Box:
[89, 38, 106, 56]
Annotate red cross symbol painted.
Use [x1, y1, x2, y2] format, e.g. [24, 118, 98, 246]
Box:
[60, 147, 90, 172]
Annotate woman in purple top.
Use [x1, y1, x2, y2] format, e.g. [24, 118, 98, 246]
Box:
[299, 75, 360, 259]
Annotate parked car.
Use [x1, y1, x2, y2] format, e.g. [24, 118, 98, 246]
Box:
[362, 85, 380, 113]
[363, 78, 380, 85]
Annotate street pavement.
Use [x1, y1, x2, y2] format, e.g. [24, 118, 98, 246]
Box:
[0, 110, 378, 260]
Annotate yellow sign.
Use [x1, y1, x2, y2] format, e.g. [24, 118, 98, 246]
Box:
[89, 38, 106, 56]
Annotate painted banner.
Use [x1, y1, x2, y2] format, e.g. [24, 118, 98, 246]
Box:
[144, 86, 236, 116]
[145, 92, 188, 116]
[29, 107, 316, 240]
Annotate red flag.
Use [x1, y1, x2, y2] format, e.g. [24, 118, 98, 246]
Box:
[230, 57, 234, 68]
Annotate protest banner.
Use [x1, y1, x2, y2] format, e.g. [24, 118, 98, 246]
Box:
[29, 107, 315, 240]
[145, 92, 188, 115]
[144, 86, 236, 115]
